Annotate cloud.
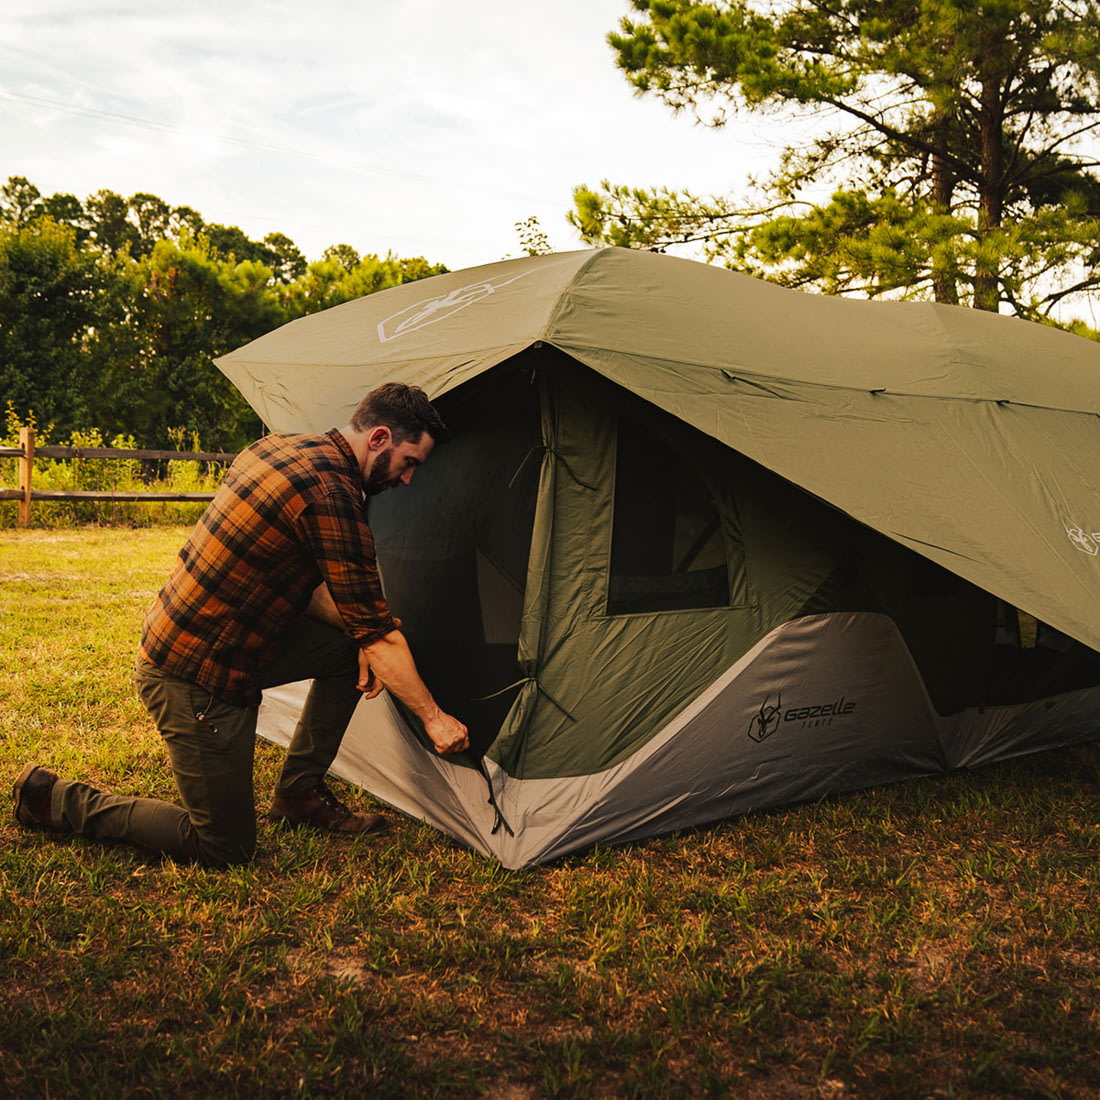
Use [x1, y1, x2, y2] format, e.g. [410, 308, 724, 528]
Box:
[1, 0, 765, 267]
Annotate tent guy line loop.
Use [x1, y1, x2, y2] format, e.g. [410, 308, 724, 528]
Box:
[508, 446, 544, 491]
[476, 678, 575, 722]
[720, 371, 788, 399]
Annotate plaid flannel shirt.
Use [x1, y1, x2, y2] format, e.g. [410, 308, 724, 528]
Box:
[140, 429, 397, 706]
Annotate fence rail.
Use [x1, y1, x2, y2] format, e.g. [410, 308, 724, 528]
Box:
[0, 427, 238, 525]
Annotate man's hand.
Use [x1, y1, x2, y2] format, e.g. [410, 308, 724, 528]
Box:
[356, 647, 385, 699]
[423, 712, 470, 755]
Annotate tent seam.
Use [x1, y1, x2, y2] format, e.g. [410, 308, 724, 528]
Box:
[548, 341, 1100, 418]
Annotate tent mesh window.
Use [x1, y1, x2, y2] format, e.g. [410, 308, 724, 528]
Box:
[607, 413, 729, 615]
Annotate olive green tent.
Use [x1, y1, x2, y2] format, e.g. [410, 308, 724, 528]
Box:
[217, 248, 1100, 868]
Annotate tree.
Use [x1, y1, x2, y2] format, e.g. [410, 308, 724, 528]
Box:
[0, 177, 43, 226]
[0, 217, 102, 430]
[0, 175, 450, 446]
[0, 178, 88, 239]
[572, 0, 1100, 318]
[514, 215, 553, 255]
[322, 243, 362, 272]
[83, 189, 139, 257]
[263, 233, 306, 283]
[121, 239, 286, 448]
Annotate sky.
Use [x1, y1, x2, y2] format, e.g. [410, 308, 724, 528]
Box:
[1, 0, 780, 271]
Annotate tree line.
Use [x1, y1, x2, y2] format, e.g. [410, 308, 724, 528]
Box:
[0, 177, 448, 450]
[571, 0, 1100, 329]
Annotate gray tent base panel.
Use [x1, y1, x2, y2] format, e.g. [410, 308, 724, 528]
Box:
[256, 612, 1100, 869]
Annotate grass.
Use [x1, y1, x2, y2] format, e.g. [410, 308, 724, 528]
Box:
[2, 526, 1099, 1099]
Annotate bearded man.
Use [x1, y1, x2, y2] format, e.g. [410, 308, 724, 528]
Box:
[14, 382, 468, 867]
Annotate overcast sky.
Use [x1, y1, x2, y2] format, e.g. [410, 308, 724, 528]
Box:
[1, 0, 782, 271]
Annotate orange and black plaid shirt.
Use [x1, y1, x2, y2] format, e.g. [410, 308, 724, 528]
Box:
[140, 429, 398, 706]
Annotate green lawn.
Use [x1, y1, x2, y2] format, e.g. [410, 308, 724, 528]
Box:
[1, 526, 1098, 1099]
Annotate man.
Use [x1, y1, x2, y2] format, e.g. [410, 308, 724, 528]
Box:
[13, 382, 468, 867]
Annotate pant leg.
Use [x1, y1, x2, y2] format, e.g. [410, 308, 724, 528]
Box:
[51, 779, 194, 861]
[131, 659, 259, 866]
[259, 618, 362, 797]
[51, 663, 257, 868]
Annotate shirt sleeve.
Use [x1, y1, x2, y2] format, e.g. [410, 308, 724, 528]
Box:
[295, 492, 400, 646]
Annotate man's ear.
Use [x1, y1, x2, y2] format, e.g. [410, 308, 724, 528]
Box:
[366, 425, 391, 452]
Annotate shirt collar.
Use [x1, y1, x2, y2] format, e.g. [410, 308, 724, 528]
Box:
[325, 428, 366, 493]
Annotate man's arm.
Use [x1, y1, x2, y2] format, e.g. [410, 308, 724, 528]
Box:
[305, 583, 468, 754]
[358, 631, 469, 754]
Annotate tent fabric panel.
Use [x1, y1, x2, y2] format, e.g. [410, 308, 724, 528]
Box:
[253, 615, 1100, 869]
[944, 687, 1100, 769]
[257, 683, 501, 856]
[214, 250, 606, 436]
[216, 344, 534, 435]
[550, 342, 1100, 655]
[483, 612, 946, 868]
[222, 251, 592, 368]
[486, 365, 760, 779]
[544, 249, 1100, 411]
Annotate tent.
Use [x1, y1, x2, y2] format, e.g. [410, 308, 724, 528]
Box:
[216, 247, 1100, 868]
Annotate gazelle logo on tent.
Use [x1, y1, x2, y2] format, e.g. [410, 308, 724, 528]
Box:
[783, 695, 856, 728]
[377, 270, 533, 343]
[748, 693, 783, 743]
[749, 690, 858, 741]
[1066, 523, 1100, 556]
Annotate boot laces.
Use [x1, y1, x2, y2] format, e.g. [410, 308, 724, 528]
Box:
[314, 784, 351, 818]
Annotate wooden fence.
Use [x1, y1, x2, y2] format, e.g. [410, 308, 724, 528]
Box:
[0, 427, 238, 526]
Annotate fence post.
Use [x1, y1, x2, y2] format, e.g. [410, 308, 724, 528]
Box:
[18, 426, 34, 527]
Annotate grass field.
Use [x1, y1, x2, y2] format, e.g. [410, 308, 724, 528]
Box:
[1, 526, 1098, 1099]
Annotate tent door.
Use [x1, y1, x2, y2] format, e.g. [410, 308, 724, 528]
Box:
[368, 363, 542, 757]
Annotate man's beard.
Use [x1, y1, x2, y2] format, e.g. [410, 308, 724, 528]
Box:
[364, 448, 398, 495]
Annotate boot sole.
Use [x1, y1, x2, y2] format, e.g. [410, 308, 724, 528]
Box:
[268, 811, 389, 835]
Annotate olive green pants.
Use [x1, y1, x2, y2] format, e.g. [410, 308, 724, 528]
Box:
[49, 619, 361, 867]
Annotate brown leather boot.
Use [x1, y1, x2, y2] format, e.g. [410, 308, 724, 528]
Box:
[13, 764, 60, 830]
[266, 783, 387, 835]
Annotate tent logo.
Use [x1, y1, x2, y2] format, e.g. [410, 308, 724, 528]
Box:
[783, 697, 856, 728]
[750, 692, 858, 741]
[748, 694, 783, 743]
[1066, 524, 1100, 556]
[377, 270, 533, 343]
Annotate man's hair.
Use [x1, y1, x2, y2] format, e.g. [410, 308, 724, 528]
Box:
[349, 382, 449, 444]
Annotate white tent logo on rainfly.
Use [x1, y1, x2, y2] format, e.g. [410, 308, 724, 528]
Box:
[1066, 524, 1100, 556]
[377, 271, 533, 343]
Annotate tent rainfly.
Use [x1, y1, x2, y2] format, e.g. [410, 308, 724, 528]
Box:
[216, 248, 1100, 869]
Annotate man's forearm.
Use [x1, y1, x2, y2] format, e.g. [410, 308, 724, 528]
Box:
[360, 631, 469, 753]
[360, 630, 439, 719]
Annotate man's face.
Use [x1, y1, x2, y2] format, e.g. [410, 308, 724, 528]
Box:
[364, 432, 435, 495]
